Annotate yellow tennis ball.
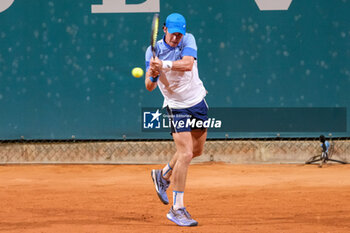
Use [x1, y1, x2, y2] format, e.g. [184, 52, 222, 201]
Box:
[132, 67, 144, 78]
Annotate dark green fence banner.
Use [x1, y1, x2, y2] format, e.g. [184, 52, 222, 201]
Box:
[0, 0, 349, 139]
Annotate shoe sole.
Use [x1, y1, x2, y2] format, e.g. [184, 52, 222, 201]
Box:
[151, 170, 169, 205]
[166, 213, 198, 227]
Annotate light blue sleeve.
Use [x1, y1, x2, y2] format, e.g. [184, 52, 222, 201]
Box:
[321, 141, 330, 152]
[182, 33, 197, 59]
[145, 46, 153, 71]
[325, 141, 330, 150]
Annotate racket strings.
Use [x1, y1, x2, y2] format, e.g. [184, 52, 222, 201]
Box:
[152, 18, 159, 47]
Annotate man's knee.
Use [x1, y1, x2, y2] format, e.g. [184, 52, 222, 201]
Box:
[177, 151, 193, 164]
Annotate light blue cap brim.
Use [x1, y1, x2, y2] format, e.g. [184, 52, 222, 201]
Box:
[167, 27, 186, 35]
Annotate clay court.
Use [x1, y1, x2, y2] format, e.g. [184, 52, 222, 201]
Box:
[1, 163, 350, 233]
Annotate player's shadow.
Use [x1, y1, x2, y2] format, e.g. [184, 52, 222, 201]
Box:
[305, 136, 347, 168]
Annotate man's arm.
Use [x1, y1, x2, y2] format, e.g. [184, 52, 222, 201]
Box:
[145, 46, 160, 92]
[151, 56, 194, 72]
[145, 64, 159, 92]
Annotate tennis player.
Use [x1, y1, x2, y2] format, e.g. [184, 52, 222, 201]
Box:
[320, 135, 330, 160]
[145, 13, 208, 227]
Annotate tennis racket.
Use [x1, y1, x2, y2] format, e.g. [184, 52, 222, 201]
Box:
[150, 13, 159, 58]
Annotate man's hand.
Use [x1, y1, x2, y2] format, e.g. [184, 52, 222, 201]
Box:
[150, 57, 163, 72]
[148, 66, 159, 78]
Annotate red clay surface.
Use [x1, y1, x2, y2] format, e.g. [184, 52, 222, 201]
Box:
[1, 163, 350, 233]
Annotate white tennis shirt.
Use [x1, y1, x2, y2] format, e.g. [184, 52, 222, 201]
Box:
[145, 33, 207, 109]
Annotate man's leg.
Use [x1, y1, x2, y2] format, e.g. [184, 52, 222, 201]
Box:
[152, 129, 207, 206]
[191, 129, 207, 158]
[166, 131, 198, 226]
[151, 138, 180, 205]
[172, 131, 193, 192]
[164, 128, 206, 179]
[151, 144, 176, 205]
[161, 154, 177, 180]
[170, 129, 206, 209]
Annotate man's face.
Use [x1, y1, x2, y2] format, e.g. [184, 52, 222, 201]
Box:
[164, 27, 184, 47]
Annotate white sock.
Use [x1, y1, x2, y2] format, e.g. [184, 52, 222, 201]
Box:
[173, 191, 184, 210]
[162, 163, 172, 180]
